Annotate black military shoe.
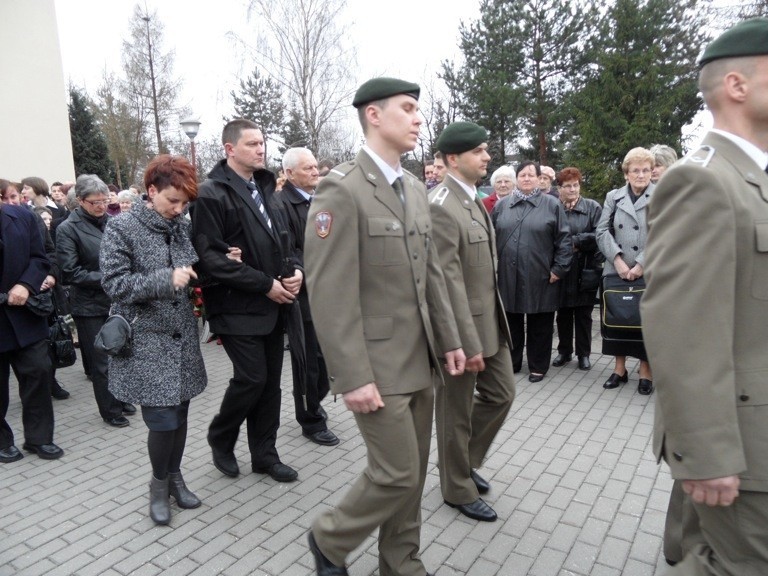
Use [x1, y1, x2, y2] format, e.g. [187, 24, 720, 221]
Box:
[445, 498, 497, 522]
[470, 470, 490, 494]
[307, 531, 349, 575]
[552, 354, 571, 367]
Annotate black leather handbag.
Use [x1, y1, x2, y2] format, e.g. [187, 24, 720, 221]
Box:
[600, 274, 645, 341]
[49, 316, 77, 368]
[94, 314, 134, 357]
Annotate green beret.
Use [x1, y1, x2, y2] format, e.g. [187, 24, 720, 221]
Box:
[435, 122, 489, 154]
[352, 77, 420, 108]
[699, 18, 768, 66]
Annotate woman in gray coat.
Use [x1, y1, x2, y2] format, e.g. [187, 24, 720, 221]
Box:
[596, 147, 655, 395]
[101, 155, 206, 526]
[492, 161, 572, 383]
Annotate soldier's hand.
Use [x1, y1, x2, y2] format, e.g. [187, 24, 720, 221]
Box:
[683, 475, 740, 507]
[444, 348, 466, 376]
[267, 279, 296, 304]
[465, 353, 485, 373]
[8, 284, 30, 306]
[343, 383, 385, 413]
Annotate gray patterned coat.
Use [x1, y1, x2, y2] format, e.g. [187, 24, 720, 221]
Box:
[100, 205, 207, 406]
[596, 184, 655, 276]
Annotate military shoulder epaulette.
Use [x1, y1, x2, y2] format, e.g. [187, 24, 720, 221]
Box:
[328, 161, 356, 179]
[681, 145, 716, 168]
[428, 185, 450, 206]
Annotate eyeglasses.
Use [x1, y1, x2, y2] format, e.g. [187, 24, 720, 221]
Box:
[628, 169, 652, 176]
[82, 198, 108, 206]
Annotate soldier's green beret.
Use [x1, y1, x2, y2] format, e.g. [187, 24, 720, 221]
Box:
[352, 77, 420, 108]
[435, 122, 488, 154]
[699, 18, 768, 67]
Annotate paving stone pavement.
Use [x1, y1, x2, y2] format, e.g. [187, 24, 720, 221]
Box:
[0, 315, 673, 576]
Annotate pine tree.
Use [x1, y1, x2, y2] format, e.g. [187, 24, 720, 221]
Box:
[563, 0, 709, 198]
[68, 86, 112, 182]
[279, 107, 311, 156]
[230, 68, 285, 160]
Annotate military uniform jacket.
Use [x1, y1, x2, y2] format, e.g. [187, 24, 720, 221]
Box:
[304, 149, 461, 396]
[642, 132, 768, 492]
[428, 177, 512, 359]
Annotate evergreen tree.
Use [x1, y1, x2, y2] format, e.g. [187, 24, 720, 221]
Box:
[68, 86, 112, 182]
[443, 0, 598, 170]
[230, 68, 285, 160]
[279, 106, 311, 156]
[563, 0, 709, 198]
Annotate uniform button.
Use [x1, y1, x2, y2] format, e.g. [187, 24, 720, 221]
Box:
[740, 394, 750, 401]
[413, 253, 418, 259]
[329, 376, 335, 382]
[409, 230, 415, 236]
[416, 278, 421, 284]
[673, 452, 683, 462]
[172, 333, 182, 339]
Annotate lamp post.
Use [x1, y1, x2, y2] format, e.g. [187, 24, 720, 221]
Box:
[180, 117, 201, 171]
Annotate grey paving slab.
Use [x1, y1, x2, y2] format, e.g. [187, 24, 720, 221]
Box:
[0, 313, 673, 575]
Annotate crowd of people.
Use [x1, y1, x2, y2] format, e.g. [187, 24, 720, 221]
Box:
[1, 18, 767, 576]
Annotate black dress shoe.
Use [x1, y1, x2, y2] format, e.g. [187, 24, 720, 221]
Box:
[121, 402, 137, 415]
[470, 470, 490, 494]
[528, 373, 545, 383]
[22, 442, 64, 460]
[209, 441, 239, 478]
[578, 356, 591, 370]
[445, 498, 497, 522]
[307, 531, 349, 575]
[552, 354, 571, 367]
[303, 429, 340, 446]
[638, 378, 654, 395]
[51, 382, 70, 400]
[254, 462, 298, 482]
[603, 371, 628, 389]
[104, 416, 130, 428]
[0, 445, 23, 463]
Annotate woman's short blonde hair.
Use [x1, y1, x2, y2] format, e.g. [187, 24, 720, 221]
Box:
[621, 147, 655, 173]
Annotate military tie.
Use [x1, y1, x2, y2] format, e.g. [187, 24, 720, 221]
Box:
[247, 181, 272, 230]
[392, 176, 405, 205]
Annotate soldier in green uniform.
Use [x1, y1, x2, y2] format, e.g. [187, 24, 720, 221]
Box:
[642, 18, 768, 575]
[428, 122, 515, 523]
[304, 78, 466, 576]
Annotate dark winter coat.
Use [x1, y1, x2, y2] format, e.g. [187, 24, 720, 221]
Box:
[276, 180, 312, 320]
[100, 205, 206, 406]
[492, 191, 572, 314]
[559, 197, 604, 308]
[56, 208, 110, 316]
[190, 159, 298, 336]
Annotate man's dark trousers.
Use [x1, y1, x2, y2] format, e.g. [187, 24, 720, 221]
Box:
[210, 321, 284, 469]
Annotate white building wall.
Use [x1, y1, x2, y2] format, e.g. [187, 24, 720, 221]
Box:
[0, 0, 75, 185]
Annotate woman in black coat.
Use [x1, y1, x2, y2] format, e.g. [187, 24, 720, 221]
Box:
[552, 167, 603, 371]
[492, 161, 572, 383]
[56, 175, 133, 427]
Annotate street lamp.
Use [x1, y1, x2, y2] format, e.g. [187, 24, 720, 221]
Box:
[180, 117, 201, 170]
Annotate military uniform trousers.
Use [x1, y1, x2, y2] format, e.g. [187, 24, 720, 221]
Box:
[312, 386, 433, 576]
[669, 491, 768, 576]
[436, 341, 515, 504]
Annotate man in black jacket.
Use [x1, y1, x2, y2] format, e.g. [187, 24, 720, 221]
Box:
[277, 147, 338, 447]
[191, 119, 302, 482]
[0, 203, 62, 462]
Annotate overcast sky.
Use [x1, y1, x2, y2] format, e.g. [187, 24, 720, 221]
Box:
[54, 0, 476, 144]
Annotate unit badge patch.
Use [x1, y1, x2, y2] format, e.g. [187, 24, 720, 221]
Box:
[315, 211, 333, 238]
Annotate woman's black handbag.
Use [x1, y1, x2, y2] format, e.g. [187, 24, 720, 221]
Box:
[579, 268, 601, 292]
[49, 316, 77, 368]
[600, 274, 645, 341]
[94, 314, 133, 357]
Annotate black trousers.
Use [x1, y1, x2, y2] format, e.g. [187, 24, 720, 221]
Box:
[73, 315, 123, 420]
[507, 311, 555, 374]
[0, 338, 55, 448]
[555, 305, 594, 357]
[290, 320, 330, 434]
[210, 322, 284, 469]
